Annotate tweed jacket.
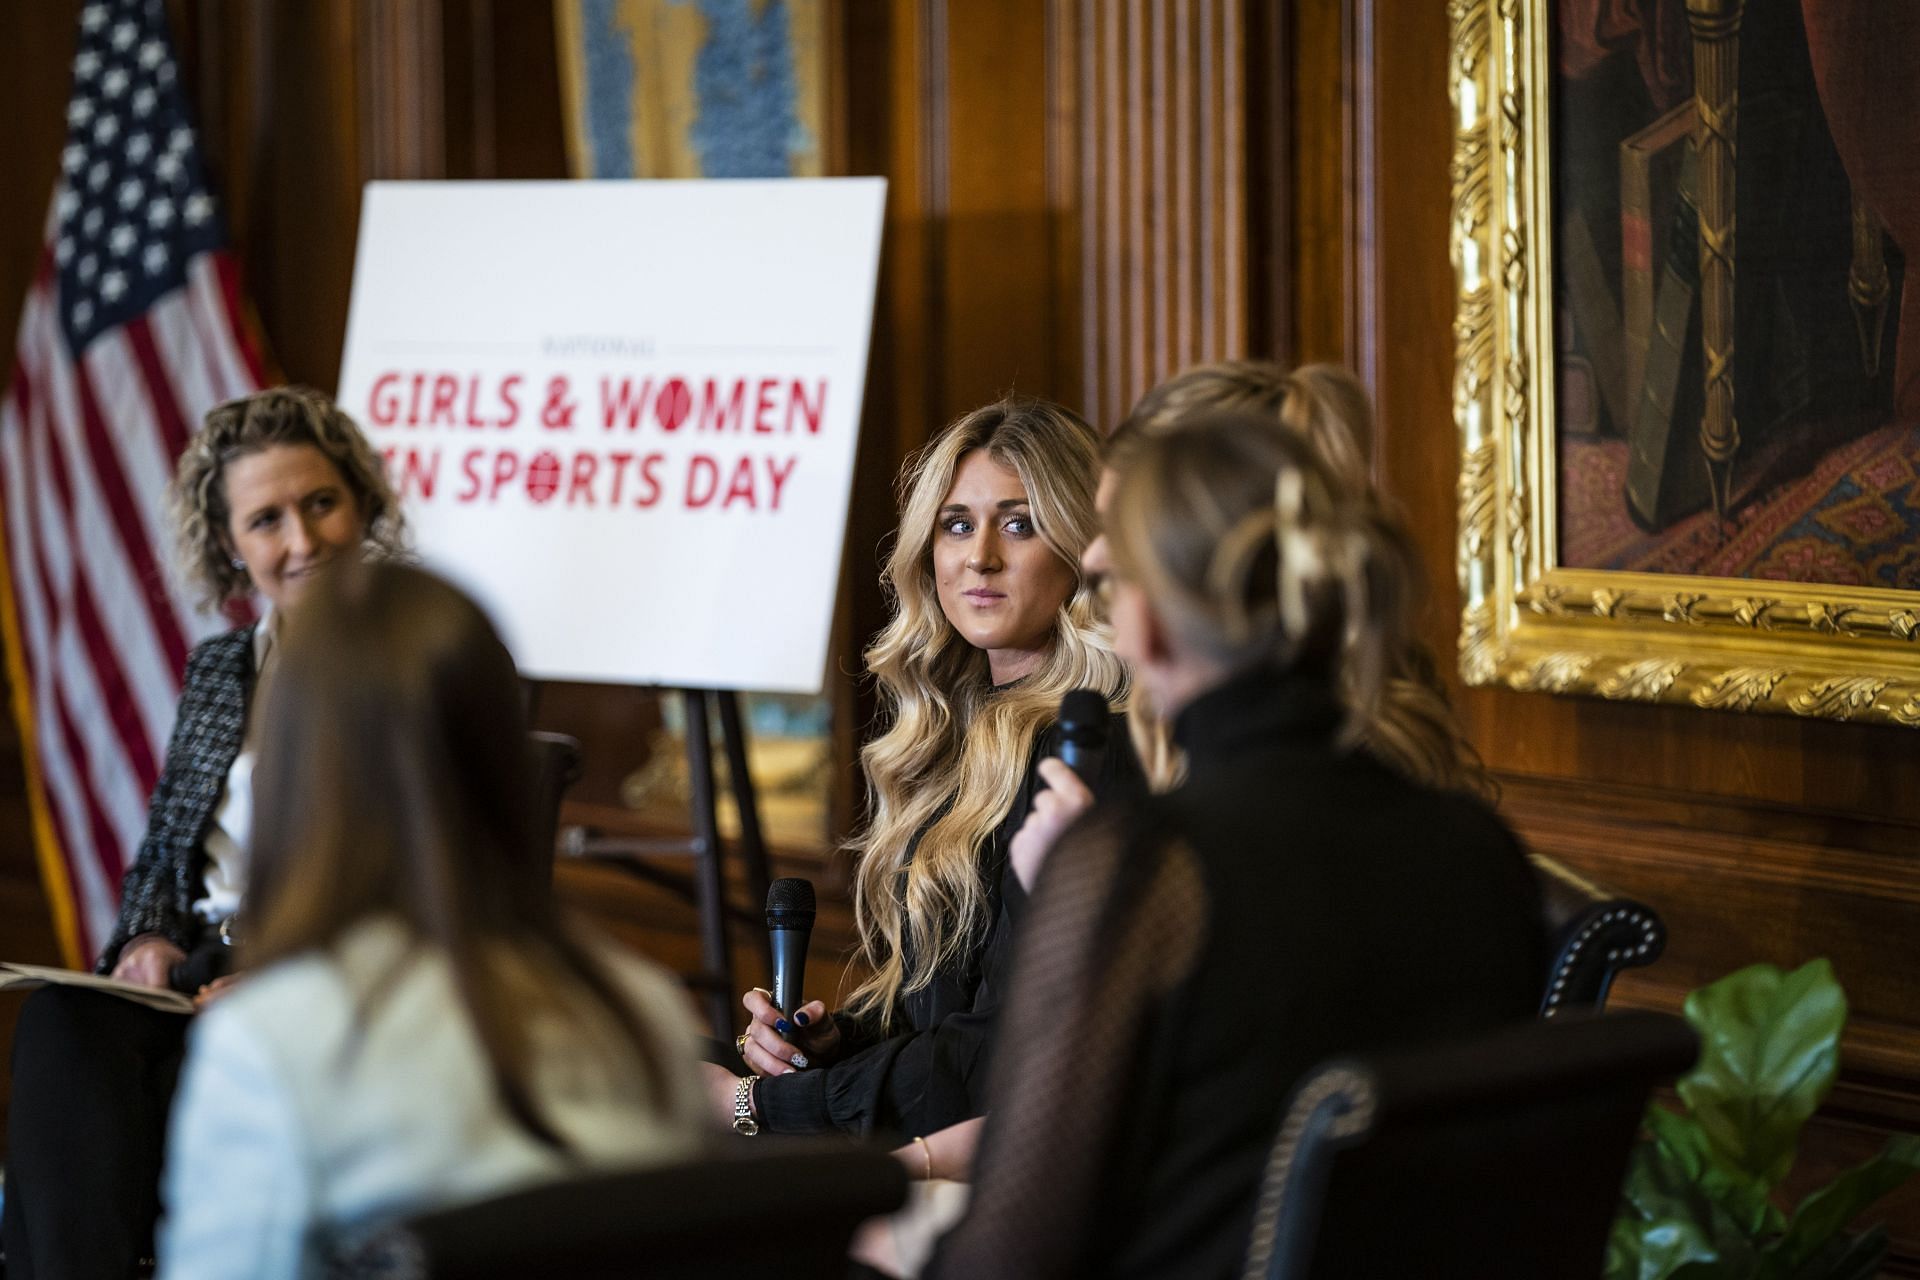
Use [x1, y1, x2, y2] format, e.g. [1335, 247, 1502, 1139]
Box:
[95, 625, 257, 973]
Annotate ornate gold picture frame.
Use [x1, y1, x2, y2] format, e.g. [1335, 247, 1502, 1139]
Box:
[1450, 0, 1920, 727]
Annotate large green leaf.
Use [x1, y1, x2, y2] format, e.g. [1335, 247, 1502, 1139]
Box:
[1677, 960, 1847, 1189]
[1614, 1136, 1761, 1280]
[1643, 1104, 1783, 1237]
[1765, 1135, 1920, 1275]
[1606, 1209, 1650, 1280]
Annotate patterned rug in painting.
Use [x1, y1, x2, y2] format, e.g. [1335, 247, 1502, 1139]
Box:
[1561, 423, 1920, 589]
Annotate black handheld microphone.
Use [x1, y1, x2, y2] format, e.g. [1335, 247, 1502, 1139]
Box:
[1056, 688, 1111, 787]
[766, 877, 816, 1019]
[167, 944, 231, 996]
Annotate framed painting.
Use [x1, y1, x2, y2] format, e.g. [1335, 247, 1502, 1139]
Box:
[1450, 0, 1920, 725]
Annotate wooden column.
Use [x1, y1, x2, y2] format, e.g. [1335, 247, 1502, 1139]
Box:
[1063, 0, 1254, 429]
[358, 0, 445, 182]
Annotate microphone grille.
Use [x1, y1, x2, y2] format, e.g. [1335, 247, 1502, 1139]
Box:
[767, 877, 816, 923]
[1058, 688, 1110, 739]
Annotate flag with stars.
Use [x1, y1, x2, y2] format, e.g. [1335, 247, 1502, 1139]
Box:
[1, 0, 265, 965]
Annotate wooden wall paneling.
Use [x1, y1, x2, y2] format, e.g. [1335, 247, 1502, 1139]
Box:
[833, 0, 933, 836]
[1242, 0, 1287, 364]
[440, 0, 498, 180]
[0, 3, 78, 351]
[934, 1, 1060, 412]
[1071, 0, 1250, 429]
[357, 0, 445, 182]
[440, 0, 568, 182]
[1045, 0, 1085, 422]
[171, 0, 365, 392]
[1284, 0, 1343, 367]
[1282, 0, 1381, 394]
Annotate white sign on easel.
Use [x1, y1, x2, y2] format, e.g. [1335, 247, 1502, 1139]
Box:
[336, 179, 885, 693]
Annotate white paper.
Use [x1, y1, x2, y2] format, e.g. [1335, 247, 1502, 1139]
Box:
[0, 961, 195, 1014]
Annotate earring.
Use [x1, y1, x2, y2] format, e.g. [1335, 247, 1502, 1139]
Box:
[230, 557, 245, 571]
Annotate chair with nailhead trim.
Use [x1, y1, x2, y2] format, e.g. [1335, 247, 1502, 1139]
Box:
[1530, 853, 1666, 1017]
[1241, 1010, 1698, 1280]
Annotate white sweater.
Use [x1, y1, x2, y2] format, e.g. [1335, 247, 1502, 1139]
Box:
[158, 918, 706, 1280]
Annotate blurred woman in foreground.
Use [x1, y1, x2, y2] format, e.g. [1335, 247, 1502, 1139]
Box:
[158, 561, 704, 1279]
[929, 412, 1542, 1279]
[3, 387, 405, 1280]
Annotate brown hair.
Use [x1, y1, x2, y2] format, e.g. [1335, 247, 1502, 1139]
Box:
[244, 560, 666, 1147]
[171, 386, 405, 609]
[847, 399, 1127, 1025]
[1109, 363, 1492, 800]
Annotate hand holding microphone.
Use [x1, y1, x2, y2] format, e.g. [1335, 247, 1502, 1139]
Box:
[737, 878, 841, 1077]
[1010, 690, 1108, 891]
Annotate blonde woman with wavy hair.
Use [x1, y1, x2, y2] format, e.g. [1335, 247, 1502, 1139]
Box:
[706, 398, 1135, 1150]
[930, 414, 1542, 1279]
[1088, 360, 1492, 801]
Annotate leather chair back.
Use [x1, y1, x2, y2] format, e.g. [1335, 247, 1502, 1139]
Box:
[527, 731, 583, 882]
[1241, 1010, 1696, 1280]
[1531, 854, 1665, 1016]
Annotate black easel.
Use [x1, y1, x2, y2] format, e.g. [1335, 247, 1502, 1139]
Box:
[558, 689, 774, 1040]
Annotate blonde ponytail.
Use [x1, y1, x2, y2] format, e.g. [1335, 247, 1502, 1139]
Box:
[1107, 412, 1455, 772]
[1110, 363, 1491, 800]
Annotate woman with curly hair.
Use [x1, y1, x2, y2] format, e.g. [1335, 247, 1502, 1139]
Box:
[4, 386, 406, 1280]
[706, 398, 1134, 1154]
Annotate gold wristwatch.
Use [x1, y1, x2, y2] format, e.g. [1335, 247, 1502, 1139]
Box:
[733, 1075, 760, 1136]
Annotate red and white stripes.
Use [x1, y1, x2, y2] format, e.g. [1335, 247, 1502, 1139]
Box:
[0, 237, 261, 962]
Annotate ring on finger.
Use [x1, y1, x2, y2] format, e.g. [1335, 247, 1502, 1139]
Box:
[735, 1031, 751, 1056]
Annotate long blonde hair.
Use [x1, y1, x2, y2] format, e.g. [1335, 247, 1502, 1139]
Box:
[1108, 412, 1422, 761]
[1113, 362, 1492, 799]
[847, 400, 1125, 1025]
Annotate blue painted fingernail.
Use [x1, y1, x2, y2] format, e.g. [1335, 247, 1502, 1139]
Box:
[774, 1018, 792, 1034]
[794, 1011, 811, 1026]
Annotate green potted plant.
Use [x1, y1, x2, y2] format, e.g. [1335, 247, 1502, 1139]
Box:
[1607, 958, 1920, 1280]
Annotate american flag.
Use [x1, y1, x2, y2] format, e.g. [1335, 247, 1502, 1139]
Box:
[1, 0, 264, 964]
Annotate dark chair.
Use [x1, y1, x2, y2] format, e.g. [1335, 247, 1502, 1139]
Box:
[332, 1143, 910, 1280]
[1530, 853, 1665, 1017]
[527, 731, 583, 877]
[1241, 1010, 1698, 1280]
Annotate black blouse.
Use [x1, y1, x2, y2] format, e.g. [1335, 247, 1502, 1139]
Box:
[755, 703, 1141, 1140]
[927, 666, 1545, 1279]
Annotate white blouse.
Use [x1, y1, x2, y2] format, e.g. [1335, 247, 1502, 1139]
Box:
[158, 918, 708, 1279]
[191, 609, 275, 924]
